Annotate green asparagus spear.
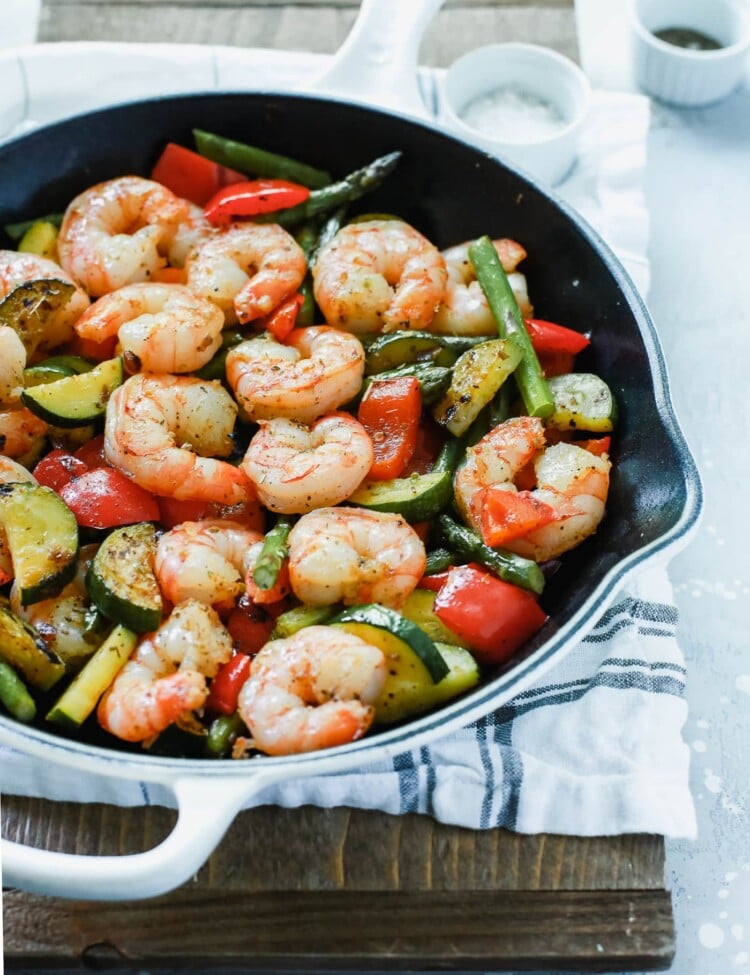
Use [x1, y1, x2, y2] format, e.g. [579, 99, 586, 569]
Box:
[424, 548, 456, 576]
[193, 129, 332, 188]
[438, 514, 545, 595]
[356, 362, 452, 408]
[252, 516, 293, 591]
[205, 712, 246, 758]
[468, 235, 554, 419]
[271, 605, 338, 640]
[0, 660, 36, 722]
[294, 223, 320, 327]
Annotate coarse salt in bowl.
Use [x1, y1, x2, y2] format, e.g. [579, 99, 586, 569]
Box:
[441, 43, 591, 187]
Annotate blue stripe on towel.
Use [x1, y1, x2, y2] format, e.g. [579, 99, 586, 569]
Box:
[393, 751, 419, 814]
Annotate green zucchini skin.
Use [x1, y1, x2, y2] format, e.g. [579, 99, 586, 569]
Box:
[332, 603, 449, 684]
[0, 602, 65, 691]
[348, 470, 453, 523]
[0, 482, 79, 605]
[86, 523, 163, 633]
[21, 356, 123, 428]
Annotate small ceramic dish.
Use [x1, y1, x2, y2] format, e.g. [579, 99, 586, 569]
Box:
[440, 43, 591, 187]
[631, 0, 750, 106]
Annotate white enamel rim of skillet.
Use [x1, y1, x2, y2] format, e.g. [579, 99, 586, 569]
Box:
[0, 0, 703, 900]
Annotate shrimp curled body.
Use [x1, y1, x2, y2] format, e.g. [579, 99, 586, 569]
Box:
[104, 373, 253, 504]
[313, 219, 447, 334]
[431, 238, 533, 336]
[226, 327, 365, 425]
[57, 176, 190, 297]
[97, 600, 234, 743]
[155, 520, 262, 608]
[74, 283, 224, 374]
[187, 222, 306, 325]
[242, 413, 374, 514]
[455, 416, 611, 562]
[287, 507, 426, 609]
[237, 626, 387, 756]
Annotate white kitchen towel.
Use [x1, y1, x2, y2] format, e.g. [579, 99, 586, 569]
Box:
[0, 43, 695, 837]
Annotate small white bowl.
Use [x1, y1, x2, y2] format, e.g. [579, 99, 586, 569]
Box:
[631, 0, 750, 106]
[441, 43, 591, 187]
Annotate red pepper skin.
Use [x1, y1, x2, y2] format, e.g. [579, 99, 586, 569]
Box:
[524, 318, 591, 356]
[33, 450, 88, 493]
[538, 350, 576, 378]
[357, 376, 422, 480]
[257, 293, 304, 342]
[205, 652, 252, 715]
[225, 597, 276, 656]
[578, 436, 611, 457]
[151, 143, 246, 207]
[59, 468, 160, 528]
[402, 416, 445, 476]
[476, 486, 559, 547]
[73, 434, 108, 470]
[203, 179, 310, 226]
[156, 496, 213, 529]
[434, 564, 547, 666]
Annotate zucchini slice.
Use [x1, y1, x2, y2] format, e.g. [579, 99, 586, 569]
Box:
[0, 278, 77, 359]
[86, 522, 163, 633]
[21, 357, 123, 428]
[432, 337, 523, 437]
[0, 601, 65, 691]
[400, 588, 471, 649]
[18, 221, 59, 261]
[23, 362, 75, 387]
[365, 331, 486, 374]
[545, 373, 617, 433]
[332, 604, 449, 684]
[0, 482, 79, 605]
[348, 470, 453, 523]
[46, 624, 137, 729]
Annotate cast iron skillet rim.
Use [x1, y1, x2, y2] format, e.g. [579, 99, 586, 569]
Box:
[0, 90, 703, 776]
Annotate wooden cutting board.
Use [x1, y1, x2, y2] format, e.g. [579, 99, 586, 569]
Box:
[3, 797, 674, 970]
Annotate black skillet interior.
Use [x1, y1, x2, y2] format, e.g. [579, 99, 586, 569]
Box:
[0, 92, 695, 745]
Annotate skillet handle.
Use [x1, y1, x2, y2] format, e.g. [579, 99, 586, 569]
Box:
[1, 772, 279, 900]
[306, 0, 446, 118]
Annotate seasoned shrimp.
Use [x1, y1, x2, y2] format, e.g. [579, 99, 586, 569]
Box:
[455, 416, 611, 562]
[288, 507, 426, 609]
[57, 176, 190, 297]
[0, 251, 90, 355]
[97, 600, 233, 743]
[0, 326, 26, 405]
[104, 373, 253, 504]
[313, 218, 447, 334]
[226, 327, 365, 425]
[431, 238, 533, 336]
[0, 406, 47, 462]
[0, 455, 37, 585]
[74, 283, 224, 374]
[242, 413, 374, 514]
[186, 222, 306, 325]
[167, 202, 214, 268]
[155, 520, 262, 608]
[237, 626, 386, 756]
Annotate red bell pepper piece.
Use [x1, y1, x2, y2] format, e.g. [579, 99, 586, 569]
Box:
[203, 179, 310, 226]
[151, 142, 246, 207]
[475, 486, 560, 547]
[524, 318, 591, 356]
[32, 449, 88, 493]
[257, 293, 304, 342]
[157, 496, 212, 529]
[538, 350, 576, 378]
[59, 467, 160, 528]
[402, 415, 445, 476]
[418, 570, 452, 592]
[225, 597, 276, 656]
[434, 564, 547, 666]
[73, 433, 108, 470]
[578, 436, 611, 457]
[357, 376, 422, 480]
[205, 652, 252, 715]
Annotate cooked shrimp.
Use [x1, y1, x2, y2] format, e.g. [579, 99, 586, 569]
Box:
[431, 238, 533, 336]
[11, 544, 100, 671]
[104, 373, 253, 504]
[242, 412, 374, 514]
[0, 406, 47, 462]
[167, 202, 214, 268]
[57, 176, 190, 297]
[226, 326, 365, 425]
[288, 507, 426, 609]
[237, 626, 386, 756]
[0, 251, 90, 356]
[155, 520, 262, 609]
[97, 600, 233, 743]
[0, 455, 38, 585]
[455, 417, 611, 561]
[74, 283, 224, 374]
[0, 326, 26, 405]
[313, 218, 447, 334]
[186, 222, 306, 325]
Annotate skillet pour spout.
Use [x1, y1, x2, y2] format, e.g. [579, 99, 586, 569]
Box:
[0, 90, 702, 900]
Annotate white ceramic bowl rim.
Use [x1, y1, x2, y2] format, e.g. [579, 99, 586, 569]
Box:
[444, 42, 592, 147]
[631, 0, 750, 60]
